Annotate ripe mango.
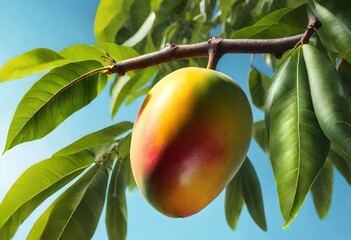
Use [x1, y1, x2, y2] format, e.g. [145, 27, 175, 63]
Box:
[130, 67, 252, 217]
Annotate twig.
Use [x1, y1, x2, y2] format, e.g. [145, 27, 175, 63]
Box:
[103, 16, 321, 75]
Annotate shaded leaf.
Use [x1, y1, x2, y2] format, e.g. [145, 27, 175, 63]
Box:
[125, 84, 153, 105]
[248, 67, 272, 111]
[118, 134, 136, 191]
[338, 59, 351, 97]
[106, 157, 129, 240]
[311, 161, 333, 219]
[253, 120, 269, 156]
[303, 44, 351, 158]
[0, 151, 94, 239]
[241, 158, 267, 231]
[328, 144, 351, 186]
[94, 0, 135, 43]
[123, 11, 156, 47]
[224, 169, 244, 230]
[310, 0, 351, 63]
[266, 48, 330, 228]
[232, 5, 307, 39]
[111, 67, 157, 117]
[4, 60, 107, 152]
[27, 164, 108, 240]
[0, 48, 67, 82]
[54, 121, 133, 156]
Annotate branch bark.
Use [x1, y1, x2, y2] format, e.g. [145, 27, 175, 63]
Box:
[106, 18, 321, 76]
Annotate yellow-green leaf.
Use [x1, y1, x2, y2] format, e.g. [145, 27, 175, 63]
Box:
[0, 151, 94, 239]
[4, 60, 107, 153]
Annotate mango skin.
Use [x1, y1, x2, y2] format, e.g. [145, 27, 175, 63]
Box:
[130, 67, 253, 217]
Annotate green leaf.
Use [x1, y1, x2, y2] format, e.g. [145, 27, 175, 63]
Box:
[94, 0, 135, 43]
[106, 157, 129, 240]
[338, 59, 351, 97]
[232, 24, 304, 39]
[310, 0, 351, 63]
[4, 60, 108, 153]
[54, 122, 133, 156]
[0, 44, 117, 82]
[111, 67, 157, 117]
[224, 158, 267, 231]
[231, 5, 307, 39]
[224, 169, 244, 230]
[93, 43, 140, 64]
[266, 48, 330, 228]
[117, 134, 136, 190]
[0, 48, 67, 82]
[253, 120, 269, 156]
[311, 160, 333, 220]
[27, 164, 108, 240]
[0, 151, 94, 239]
[303, 44, 351, 158]
[240, 158, 267, 231]
[59, 44, 107, 62]
[125, 84, 153, 105]
[123, 11, 156, 47]
[248, 67, 272, 111]
[328, 144, 351, 186]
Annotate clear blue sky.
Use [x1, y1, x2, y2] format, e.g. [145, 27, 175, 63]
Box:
[0, 1, 350, 239]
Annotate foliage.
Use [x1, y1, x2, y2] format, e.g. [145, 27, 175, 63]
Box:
[0, 0, 350, 239]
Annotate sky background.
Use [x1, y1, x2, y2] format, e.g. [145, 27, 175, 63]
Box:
[0, 0, 350, 239]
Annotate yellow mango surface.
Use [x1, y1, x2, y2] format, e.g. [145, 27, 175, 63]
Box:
[130, 67, 252, 217]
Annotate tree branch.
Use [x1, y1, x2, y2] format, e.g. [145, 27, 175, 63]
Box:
[106, 18, 321, 76]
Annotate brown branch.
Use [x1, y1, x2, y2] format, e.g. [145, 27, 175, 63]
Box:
[106, 17, 321, 75]
[301, 14, 322, 44]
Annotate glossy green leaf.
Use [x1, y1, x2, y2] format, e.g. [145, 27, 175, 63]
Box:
[0, 151, 94, 239]
[266, 48, 330, 228]
[224, 169, 244, 230]
[338, 59, 351, 97]
[54, 122, 133, 156]
[232, 5, 307, 39]
[4, 60, 108, 153]
[27, 164, 108, 240]
[303, 44, 351, 158]
[328, 144, 351, 186]
[0, 48, 67, 82]
[117, 134, 136, 190]
[106, 157, 129, 240]
[225, 158, 266, 231]
[111, 67, 157, 117]
[248, 67, 272, 111]
[311, 161, 333, 219]
[94, 0, 135, 43]
[240, 158, 267, 231]
[310, 0, 351, 63]
[253, 120, 269, 156]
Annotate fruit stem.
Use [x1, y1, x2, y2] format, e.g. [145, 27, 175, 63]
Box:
[207, 37, 223, 70]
